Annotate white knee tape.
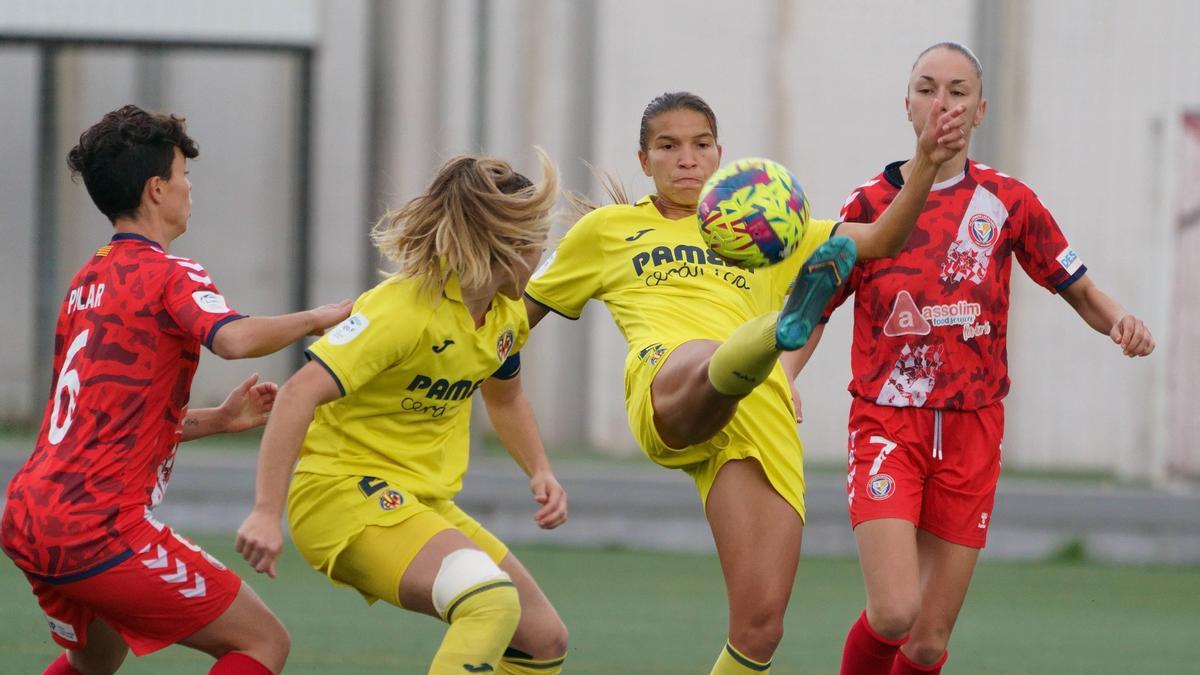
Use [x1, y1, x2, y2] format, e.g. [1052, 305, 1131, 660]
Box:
[431, 548, 511, 617]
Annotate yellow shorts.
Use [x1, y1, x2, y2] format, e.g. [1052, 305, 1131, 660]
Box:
[624, 340, 808, 521]
[287, 471, 508, 606]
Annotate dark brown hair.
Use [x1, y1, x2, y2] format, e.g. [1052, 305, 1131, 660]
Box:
[638, 91, 719, 151]
[66, 104, 199, 223]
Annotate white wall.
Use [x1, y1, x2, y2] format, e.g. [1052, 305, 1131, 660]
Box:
[0, 48, 38, 422]
[3, 0, 1197, 477]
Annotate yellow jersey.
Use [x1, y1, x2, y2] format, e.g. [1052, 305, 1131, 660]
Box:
[525, 195, 835, 352]
[299, 274, 526, 500]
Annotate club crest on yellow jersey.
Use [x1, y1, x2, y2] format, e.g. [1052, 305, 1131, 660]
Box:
[496, 328, 515, 362]
[378, 489, 404, 510]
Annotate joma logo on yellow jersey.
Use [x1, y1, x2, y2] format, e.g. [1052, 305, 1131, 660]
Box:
[631, 244, 730, 276]
[405, 375, 485, 401]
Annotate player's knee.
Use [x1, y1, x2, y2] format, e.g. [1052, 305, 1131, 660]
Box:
[547, 620, 569, 657]
[866, 602, 919, 640]
[730, 610, 785, 660]
[906, 626, 951, 665]
[269, 621, 292, 669]
[528, 617, 569, 658]
[68, 647, 128, 675]
[433, 549, 521, 634]
[906, 641, 948, 667]
[248, 613, 291, 672]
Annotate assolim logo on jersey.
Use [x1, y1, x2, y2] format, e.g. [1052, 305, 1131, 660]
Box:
[496, 328, 515, 362]
[883, 290, 982, 337]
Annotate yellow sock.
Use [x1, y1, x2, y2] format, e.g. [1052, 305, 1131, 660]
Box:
[707, 313, 781, 396]
[498, 647, 566, 674]
[710, 641, 772, 674]
[429, 581, 522, 675]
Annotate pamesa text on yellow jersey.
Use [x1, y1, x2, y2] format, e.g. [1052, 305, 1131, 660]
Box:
[300, 274, 526, 500]
[526, 195, 835, 353]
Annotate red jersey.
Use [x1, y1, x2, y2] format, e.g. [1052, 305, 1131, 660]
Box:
[2, 233, 243, 580]
[827, 160, 1085, 410]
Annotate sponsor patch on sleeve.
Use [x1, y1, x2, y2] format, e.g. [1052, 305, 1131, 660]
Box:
[531, 250, 556, 280]
[192, 291, 230, 314]
[327, 313, 369, 345]
[1056, 246, 1082, 275]
[46, 616, 78, 642]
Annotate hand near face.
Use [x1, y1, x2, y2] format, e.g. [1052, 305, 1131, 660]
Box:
[916, 99, 968, 165]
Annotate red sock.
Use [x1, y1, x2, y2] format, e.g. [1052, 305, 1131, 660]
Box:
[890, 647, 948, 674]
[44, 653, 83, 675]
[841, 610, 906, 675]
[209, 652, 273, 675]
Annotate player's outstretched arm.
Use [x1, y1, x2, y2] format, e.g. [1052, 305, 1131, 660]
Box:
[480, 372, 567, 530]
[212, 299, 353, 359]
[1060, 275, 1155, 357]
[837, 100, 967, 259]
[236, 361, 341, 577]
[180, 373, 278, 442]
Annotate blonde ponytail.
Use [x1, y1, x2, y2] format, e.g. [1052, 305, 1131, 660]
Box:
[372, 148, 559, 295]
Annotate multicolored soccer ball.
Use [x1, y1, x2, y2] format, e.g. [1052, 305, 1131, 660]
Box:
[697, 158, 810, 269]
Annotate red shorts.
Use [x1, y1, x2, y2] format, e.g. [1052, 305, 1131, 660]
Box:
[19, 515, 242, 656]
[846, 398, 1004, 548]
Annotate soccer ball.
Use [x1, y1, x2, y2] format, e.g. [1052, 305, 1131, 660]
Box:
[697, 158, 810, 269]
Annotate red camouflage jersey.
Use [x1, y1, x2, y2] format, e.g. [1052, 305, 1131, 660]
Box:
[1, 233, 243, 580]
[827, 160, 1086, 410]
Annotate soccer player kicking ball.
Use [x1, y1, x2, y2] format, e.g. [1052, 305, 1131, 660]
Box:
[1, 105, 352, 675]
[235, 152, 569, 675]
[523, 91, 966, 675]
[797, 43, 1155, 674]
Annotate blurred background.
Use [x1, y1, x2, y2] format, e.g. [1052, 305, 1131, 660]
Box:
[4, 0, 1200, 482]
[1, 2, 1198, 672]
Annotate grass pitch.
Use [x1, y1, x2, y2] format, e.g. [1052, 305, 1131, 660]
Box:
[1, 537, 1197, 674]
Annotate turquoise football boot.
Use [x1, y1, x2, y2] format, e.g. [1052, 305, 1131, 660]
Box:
[775, 235, 857, 351]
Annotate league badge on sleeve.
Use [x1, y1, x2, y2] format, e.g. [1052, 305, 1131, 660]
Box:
[192, 291, 229, 314]
[327, 313, 369, 345]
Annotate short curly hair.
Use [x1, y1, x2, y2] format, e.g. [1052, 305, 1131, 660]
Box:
[66, 104, 199, 223]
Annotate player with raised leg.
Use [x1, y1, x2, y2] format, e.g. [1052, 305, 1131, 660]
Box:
[523, 91, 966, 674]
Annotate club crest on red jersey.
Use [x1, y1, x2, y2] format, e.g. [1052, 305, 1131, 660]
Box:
[496, 328, 515, 362]
[867, 474, 895, 500]
[967, 214, 998, 248]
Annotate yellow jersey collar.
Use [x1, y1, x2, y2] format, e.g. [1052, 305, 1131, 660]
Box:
[443, 272, 464, 303]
